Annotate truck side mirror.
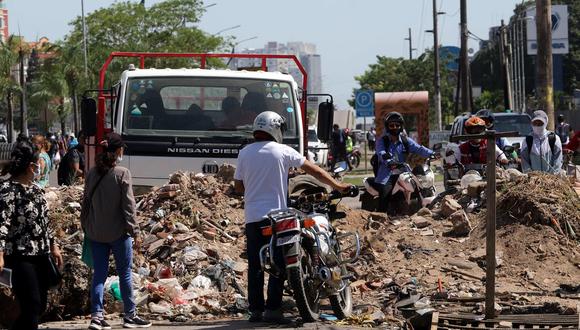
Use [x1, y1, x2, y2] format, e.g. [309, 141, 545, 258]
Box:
[81, 97, 97, 137]
[317, 101, 334, 142]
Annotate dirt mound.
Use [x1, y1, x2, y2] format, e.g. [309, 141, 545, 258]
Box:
[497, 172, 580, 236]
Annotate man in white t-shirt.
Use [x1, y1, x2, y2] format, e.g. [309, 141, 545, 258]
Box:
[234, 111, 351, 324]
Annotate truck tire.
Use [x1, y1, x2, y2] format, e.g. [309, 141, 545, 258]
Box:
[287, 250, 320, 322]
[288, 174, 330, 196]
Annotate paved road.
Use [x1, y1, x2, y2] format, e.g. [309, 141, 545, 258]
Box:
[40, 318, 363, 329]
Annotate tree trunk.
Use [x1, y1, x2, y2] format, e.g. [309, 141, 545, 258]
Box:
[536, 0, 554, 129]
[6, 92, 13, 142]
[72, 87, 78, 134]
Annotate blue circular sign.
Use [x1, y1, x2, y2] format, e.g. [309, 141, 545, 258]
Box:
[356, 91, 372, 108]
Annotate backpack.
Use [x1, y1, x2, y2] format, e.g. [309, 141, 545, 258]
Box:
[370, 135, 409, 176]
[526, 132, 556, 159]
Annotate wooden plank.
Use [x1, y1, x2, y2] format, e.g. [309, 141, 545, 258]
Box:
[431, 311, 440, 330]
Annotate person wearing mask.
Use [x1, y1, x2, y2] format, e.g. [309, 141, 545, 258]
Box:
[475, 109, 510, 150]
[57, 132, 85, 186]
[521, 110, 563, 174]
[31, 135, 52, 188]
[556, 114, 571, 146]
[459, 116, 508, 167]
[375, 112, 436, 213]
[458, 116, 508, 169]
[81, 133, 151, 329]
[0, 138, 63, 330]
[234, 111, 351, 324]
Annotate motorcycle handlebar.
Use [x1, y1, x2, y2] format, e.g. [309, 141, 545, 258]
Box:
[297, 186, 359, 205]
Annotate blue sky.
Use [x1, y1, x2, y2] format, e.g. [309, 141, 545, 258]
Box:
[7, 0, 522, 109]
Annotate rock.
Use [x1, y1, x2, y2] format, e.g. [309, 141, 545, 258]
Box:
[411, 215, 431, 229]
[449, 210, 472, 236]
[416, 207, 433, 217]
[205, 248, 220, 260]
[201, 189, 216, 197]
[205, 175, 218, 186]
[202, 230, 217, 240]
[467, 181, 487, 198]
[371, 310, 386, 323]
[368, 212, 388, 223]
[216, 164, 236, 182]
[441, 196, 462, 217]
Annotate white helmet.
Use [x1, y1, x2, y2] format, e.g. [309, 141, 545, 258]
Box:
[253, 111, 286, 143]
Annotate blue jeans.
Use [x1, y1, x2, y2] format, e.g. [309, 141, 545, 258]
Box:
[90, 235, 135, 318]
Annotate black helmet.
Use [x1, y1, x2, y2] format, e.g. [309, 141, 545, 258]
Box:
[384, 112, 405, 136]
[475, 109, 494, 128]
[383, 111, 405, 126]
[558, 114, 565, 121]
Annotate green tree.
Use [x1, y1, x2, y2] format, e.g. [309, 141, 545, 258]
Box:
[0, 36, 25, 140]
[29, 53, 70, 134]
[63, 0, 226, 88]
[353, 51, 454, 128]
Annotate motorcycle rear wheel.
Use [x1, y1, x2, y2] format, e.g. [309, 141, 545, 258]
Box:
[288, 248, 320, 322]
[329, 266, 353, 319]
[349, 154, 360, 168]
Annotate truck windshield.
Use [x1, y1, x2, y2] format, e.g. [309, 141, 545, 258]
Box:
[494, 115, 531, 136]
[122, 77, 299, 139]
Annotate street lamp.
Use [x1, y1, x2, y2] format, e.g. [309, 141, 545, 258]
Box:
[213, 25, 241, 36]
[203, 3, 217, 9]
[227, 36, 258, 68]
[80, 0, 88, 78]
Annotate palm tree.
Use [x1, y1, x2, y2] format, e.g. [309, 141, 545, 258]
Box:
[30, 59, 70, 134]
[0, 36, 22, 142]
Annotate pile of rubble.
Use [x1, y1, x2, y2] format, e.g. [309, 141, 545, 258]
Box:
[1, 165, 578, 328]
[335, 170, 580, 327]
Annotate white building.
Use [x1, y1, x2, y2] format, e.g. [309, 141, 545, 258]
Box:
[235, 41, 323, 94]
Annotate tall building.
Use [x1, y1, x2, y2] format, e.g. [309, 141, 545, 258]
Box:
[0, 0, 8, 43]
[235, 41, 323, 94]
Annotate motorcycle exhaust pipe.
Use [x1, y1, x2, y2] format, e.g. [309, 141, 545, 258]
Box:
[318, 267, 332, 282]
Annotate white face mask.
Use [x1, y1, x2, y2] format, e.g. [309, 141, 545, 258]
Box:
[532, 125, 546, 137]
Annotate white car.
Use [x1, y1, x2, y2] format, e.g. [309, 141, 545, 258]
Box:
[307, 126, 328, 166]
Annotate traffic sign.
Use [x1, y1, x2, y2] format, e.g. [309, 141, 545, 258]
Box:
[355, 90, 374, 117]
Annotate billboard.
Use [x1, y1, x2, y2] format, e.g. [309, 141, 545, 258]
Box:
[526, 5, 569, 55]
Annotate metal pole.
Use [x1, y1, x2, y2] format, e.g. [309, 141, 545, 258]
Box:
[520, 15, 527, 113]
[536, 0, 554, 129]
[433, 0, 442, 130]
[460, 0, 471, 113]
[511, 21, 519, 113]
[364, 117, 368, 174]
[81, 0, 89, 78]
[485, 130, 497, 319]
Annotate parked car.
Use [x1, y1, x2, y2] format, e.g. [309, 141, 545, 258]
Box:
[307, 126, 329, 167]
[0, 134, 6, 143]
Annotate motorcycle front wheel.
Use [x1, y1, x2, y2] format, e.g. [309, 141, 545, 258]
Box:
[288, 247, 320, 322]
[349, 154, 361, 168]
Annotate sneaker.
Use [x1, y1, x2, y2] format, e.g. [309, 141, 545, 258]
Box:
[263, 309, 292, 324]
[248, 311, 263, 323]
[123, 315, 152, 328]
[88, 319, 111, 330]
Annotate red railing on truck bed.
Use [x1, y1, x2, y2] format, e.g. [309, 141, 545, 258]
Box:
[96, 52, 309, 143]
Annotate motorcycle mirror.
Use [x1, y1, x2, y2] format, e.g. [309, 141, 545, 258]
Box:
[333, 161, 348, 173]
[432, 143, 443, 152]
[512, 142, 521, 150]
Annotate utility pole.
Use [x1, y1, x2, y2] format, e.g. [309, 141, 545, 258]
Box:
[404, 28, 414, 60]
[432, 0, 442, 130]
[81, 0, 89, 78]
[459, 0, 471, 113]
[6, 93, 13, 142]
[19, 48, 28, 137]
[499, 20, 513, 110]
[536, 0, 554, 129]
